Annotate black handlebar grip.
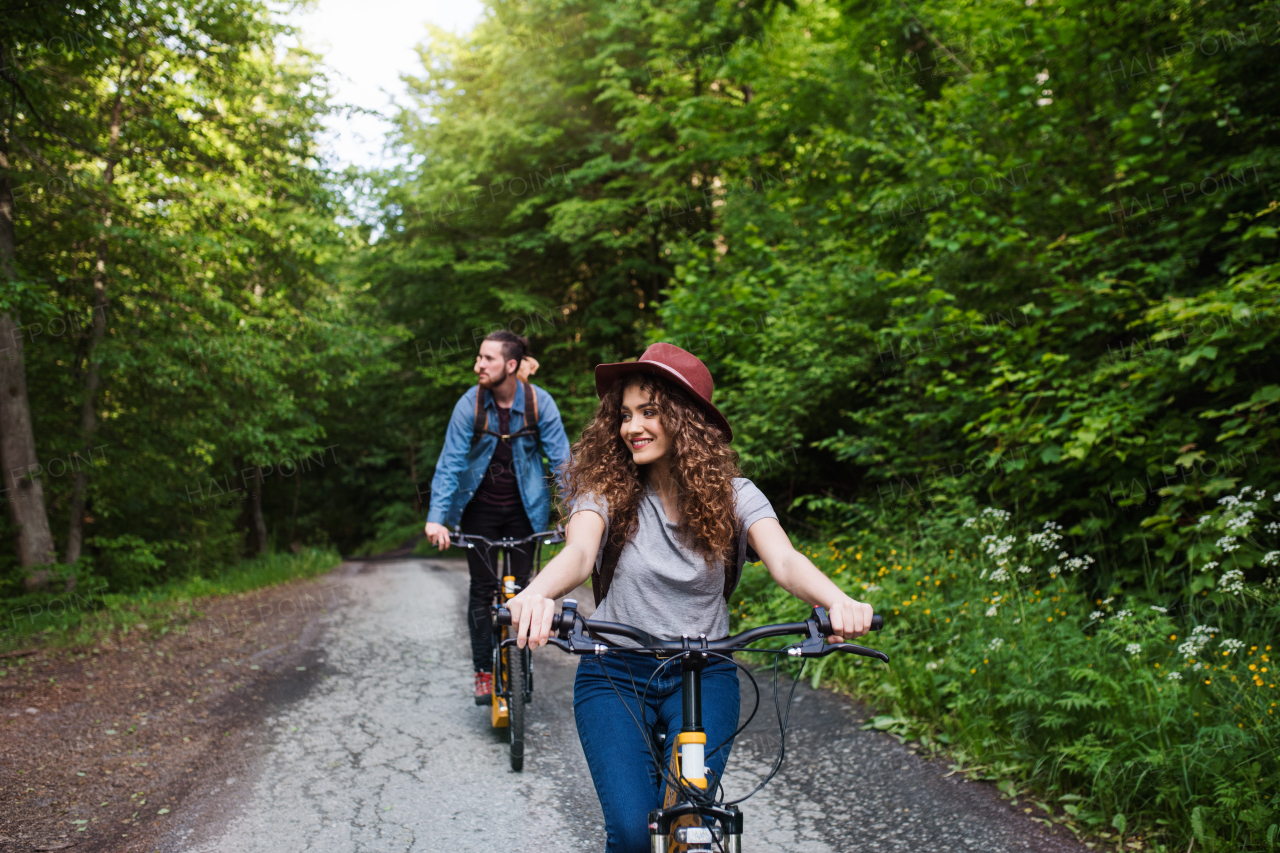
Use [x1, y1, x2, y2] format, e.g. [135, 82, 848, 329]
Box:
[495, 606, 567, 633]
[816, 607, 884, 634]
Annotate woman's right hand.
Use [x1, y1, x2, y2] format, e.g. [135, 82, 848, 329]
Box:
[508, 591, 557, 649]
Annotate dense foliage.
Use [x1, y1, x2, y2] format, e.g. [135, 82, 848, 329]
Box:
[1, 1, 387, 594]
[733, 487, 1278, 851]
[5, 0, 1280, 847]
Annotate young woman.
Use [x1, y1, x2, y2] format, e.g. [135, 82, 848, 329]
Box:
[507, 343, 873, 853]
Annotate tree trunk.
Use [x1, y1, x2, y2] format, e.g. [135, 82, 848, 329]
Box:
[250, 465, 268, 557]
[63, 233, 108, 563]
[0, 147, 58, 583]
[64, 90, 123, 564]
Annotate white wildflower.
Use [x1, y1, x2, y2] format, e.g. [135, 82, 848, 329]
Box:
[985, 605, 999, 617]
[1166, 671, 1182, 681]
[1150, 605, 1167, 613]
[1261, 551, 1280, 567]
[1197, 515, 1211, 528]
[990, 567, 1010, 583]
[963, 517, 977, 528]
[1113, 609, 1132, 622]
[1218, 494, 1241, 509]
[989, 637, 1004, 651]
[1225, 511, 1254, 532]
[926, 661, 939, 670]
[1035, 69, 1049, 85]
[1264, 522, 1280, 534]
[983, 534, 1017, 561]
[1062, 554, 1095, 573]
[1201, 561, 1219, 572]
[1218, 569, 1245, 594]
[1089, 611, 1103, 620]
[1057, 550, 1069, 560]
[1217, 535, 1240, 553]
[1126, 643, 1141, 656]
[1177, 625, 1219, 657]
[981, 507, 1012, 523]
[1027, 522, 1063, 552]
[1017, 565, 1032, 574]
[1102, 597, 1114, 605]
[1219, 638, 1245, 653]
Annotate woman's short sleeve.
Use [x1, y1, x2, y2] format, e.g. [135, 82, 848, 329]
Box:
[569, 493, 610, 529]
[733, 479, 777, 563]
[569, 493, 611, 571]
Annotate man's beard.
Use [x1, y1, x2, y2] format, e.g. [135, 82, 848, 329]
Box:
[477, 366, 508, 389]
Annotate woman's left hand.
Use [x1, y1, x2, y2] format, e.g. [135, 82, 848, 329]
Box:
[826, 594, 875, 641]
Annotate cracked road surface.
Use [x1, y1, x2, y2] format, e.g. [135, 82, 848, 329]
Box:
[180, 559, 1086, 853]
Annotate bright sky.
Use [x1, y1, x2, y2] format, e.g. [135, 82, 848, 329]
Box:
[288, 0, 484, 171]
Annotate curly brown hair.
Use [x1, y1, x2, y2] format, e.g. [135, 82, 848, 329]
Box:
[561, 373, 740, 570]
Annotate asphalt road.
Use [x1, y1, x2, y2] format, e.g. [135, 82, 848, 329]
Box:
[176, 558, 1087, 853]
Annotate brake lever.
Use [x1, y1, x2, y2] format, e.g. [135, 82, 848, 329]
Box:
[814, 642, 889, 663]
[791, 609, 890, 662]
[500, 636, 575, 653]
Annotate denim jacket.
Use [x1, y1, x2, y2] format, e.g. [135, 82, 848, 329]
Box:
[426, 382, 572, 533]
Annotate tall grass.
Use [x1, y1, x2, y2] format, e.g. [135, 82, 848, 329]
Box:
[734, 490, 1279, 852]
[0, 548, 342, 654]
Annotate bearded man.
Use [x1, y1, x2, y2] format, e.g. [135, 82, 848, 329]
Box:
[424, 331, 571, 703]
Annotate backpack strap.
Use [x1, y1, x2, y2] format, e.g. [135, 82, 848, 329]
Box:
[519, 380, 543, 453]
[524, 380, 539, 437]
[470, 386, 488, 447]
[592, 534, 621, 607]
[591, 525, 742, 607]
[722, 534, 742, 601]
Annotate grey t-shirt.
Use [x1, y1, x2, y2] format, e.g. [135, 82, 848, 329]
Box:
[570, 478, 777, 644]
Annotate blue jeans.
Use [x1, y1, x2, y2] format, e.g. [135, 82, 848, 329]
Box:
[574, 653, 740, 853]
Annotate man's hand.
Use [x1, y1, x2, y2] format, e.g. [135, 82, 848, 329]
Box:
[826, 594, 874, 641]
[424, 522, 451, 551]
[516, 355, 540, 383]
[508, 591, 557, 649]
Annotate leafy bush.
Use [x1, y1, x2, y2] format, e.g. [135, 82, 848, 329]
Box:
[352, 502, 425, 556]
[734, 487, 1279, 851]
[0, 548, 341, 653]
[91, 535, 167, 592]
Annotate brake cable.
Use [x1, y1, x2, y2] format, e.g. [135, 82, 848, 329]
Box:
[591, 640, 807, 818]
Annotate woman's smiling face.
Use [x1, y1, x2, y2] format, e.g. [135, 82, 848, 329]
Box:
[620, 381, 671, 465]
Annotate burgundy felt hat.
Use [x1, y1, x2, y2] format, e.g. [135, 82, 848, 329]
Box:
[594, 343, 733, 441]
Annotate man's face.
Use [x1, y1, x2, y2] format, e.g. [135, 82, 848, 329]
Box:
[475, 341, 516, 388]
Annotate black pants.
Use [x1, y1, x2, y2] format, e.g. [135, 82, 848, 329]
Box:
[461, 500, 535, 673]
